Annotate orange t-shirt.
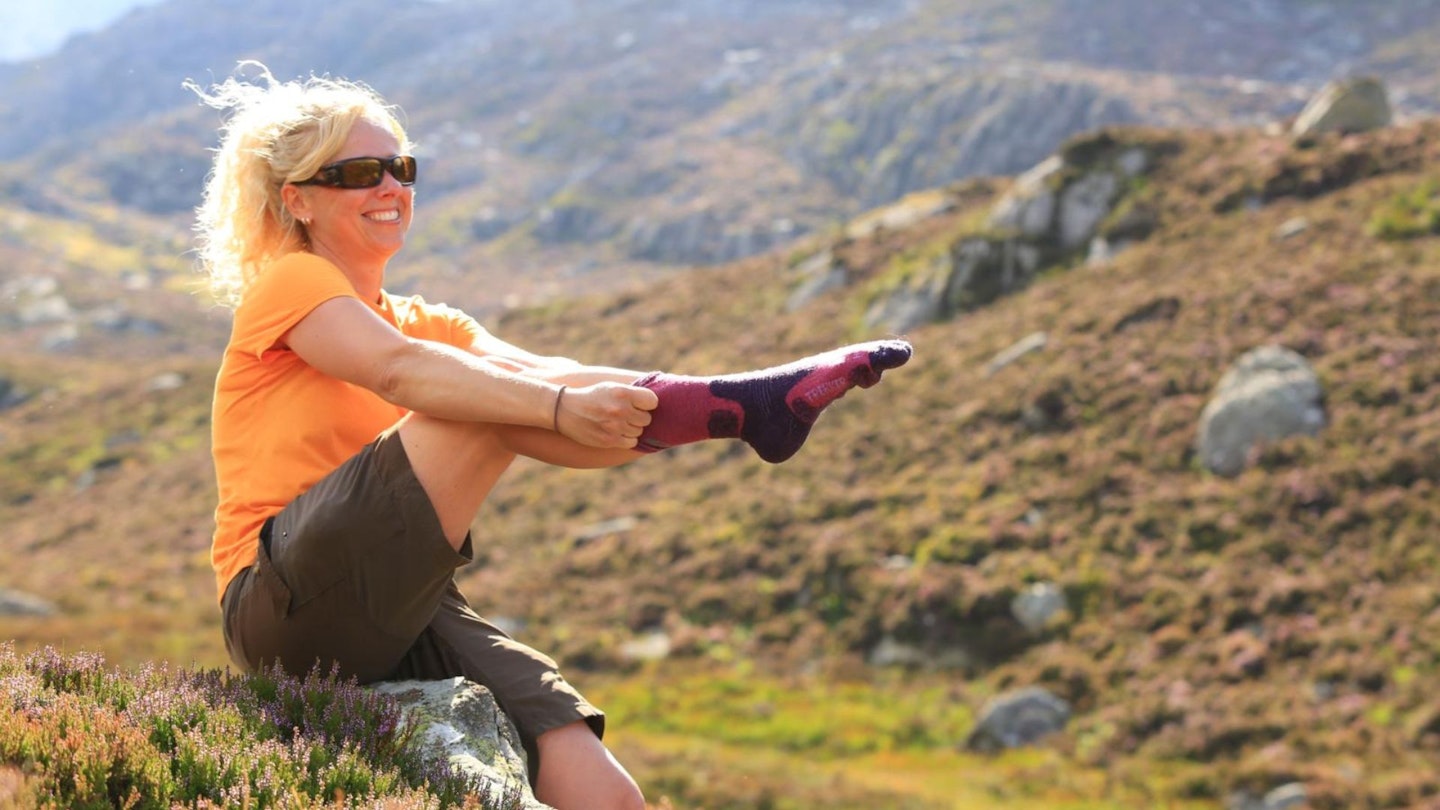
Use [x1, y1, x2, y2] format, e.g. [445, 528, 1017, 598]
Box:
[210, 252, 484, 601]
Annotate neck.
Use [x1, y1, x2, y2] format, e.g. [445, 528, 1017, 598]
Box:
[310, 244, 386, 303]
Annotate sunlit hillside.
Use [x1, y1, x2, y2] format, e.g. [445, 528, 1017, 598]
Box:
[4, 0, 1440, 312]
[2, 116, 1440, 807]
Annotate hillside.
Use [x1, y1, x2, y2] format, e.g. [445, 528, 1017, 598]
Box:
[3, 114, 1440, 807]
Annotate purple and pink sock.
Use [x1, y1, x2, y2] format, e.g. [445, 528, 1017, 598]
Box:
[633, 339, 912, 463]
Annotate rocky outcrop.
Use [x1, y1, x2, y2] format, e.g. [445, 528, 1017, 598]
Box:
[985, 332, 1048, 377]
[860, 249, 953, 335]
[0, 377, 29, 411]
[623, 212, 794, 265]
[863, 133, 1153, 333]
[988, 139, 1150, 250]
[1010, 581, 1066, 633]
[867, 634, 976, 670]
[940, 237, 1046, 317]
[785, 249, 850, 313]
[533, 201, 620, 245]
[783, 74, 1140, 210]
[2, 276, 72, 327]
[844, 190, 957, 242]
[964, 687, 1071, 752]
[1291, 77, 1392, 137]
[0, 275, 168, 353]
[1227, 782, 1308, 810]
[0, 588, 56, 617]
[1195, 346, 1326, 477]
[369, 678, 551, 810]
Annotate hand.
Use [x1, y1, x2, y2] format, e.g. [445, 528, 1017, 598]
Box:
[555, 383, 658, 448]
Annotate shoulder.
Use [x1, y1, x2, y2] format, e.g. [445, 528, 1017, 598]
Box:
[228, 253, 361, 356]
[255, 251, 347, 290]
[241, 252, 355, 311]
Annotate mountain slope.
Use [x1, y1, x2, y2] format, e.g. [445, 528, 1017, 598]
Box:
[3, 117, 1440, 806]
[4, 0, 1440, 309]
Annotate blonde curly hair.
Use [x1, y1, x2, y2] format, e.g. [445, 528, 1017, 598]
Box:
[189, 63, 413, 308]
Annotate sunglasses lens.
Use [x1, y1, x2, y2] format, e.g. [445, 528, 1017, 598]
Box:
[391, 156, 417, 185]
[338, 159, 385, 188]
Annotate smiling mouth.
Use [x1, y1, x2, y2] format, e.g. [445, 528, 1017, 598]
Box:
[366, 210, 401, 223]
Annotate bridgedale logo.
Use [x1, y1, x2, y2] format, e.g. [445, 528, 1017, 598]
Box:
[796, 376, 850, 405]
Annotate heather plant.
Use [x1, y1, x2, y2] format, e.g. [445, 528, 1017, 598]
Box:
[0, 643, 518, 809]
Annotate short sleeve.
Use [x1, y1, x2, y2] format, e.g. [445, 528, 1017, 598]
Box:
[432, 302, 488, 348]
[231, 253, 360, 359]
[385, 293, 489, 350]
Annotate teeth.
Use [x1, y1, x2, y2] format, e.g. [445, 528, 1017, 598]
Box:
[367, 210, 400, 222]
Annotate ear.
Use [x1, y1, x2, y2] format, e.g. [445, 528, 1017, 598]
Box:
[281, 183, 311, 225]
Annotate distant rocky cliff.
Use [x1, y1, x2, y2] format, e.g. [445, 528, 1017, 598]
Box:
[2, 0, 1439, 295]
[777, 72, 1138, 209]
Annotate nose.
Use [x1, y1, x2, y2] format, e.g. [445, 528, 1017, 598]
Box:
[375, 170, 408, 195]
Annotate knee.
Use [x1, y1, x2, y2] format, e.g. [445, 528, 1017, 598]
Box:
[598, 780, 646, 810]
[403, 411, 507, 445]
[616, 785, 646, 810]
[534, 722, 646, 810]
[400, 413, 515, 463]
[588, 777, 645, 810]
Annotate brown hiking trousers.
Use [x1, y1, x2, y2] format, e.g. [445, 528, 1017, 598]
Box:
[221, 426, 603, 781]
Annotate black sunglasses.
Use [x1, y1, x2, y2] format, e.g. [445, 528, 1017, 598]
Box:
[294, 155, 417, 189]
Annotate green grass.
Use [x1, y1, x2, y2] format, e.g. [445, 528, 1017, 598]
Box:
[590, 663, 1217, 809]
[1367, 176, 1440, 239]
[598, 661, 975, 756]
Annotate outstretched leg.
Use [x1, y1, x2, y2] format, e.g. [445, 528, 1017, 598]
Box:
[400, 340, 912, 543]
[634, 339, 912, 462]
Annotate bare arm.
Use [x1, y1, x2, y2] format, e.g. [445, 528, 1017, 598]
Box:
[284, 297, 655, 448]
[467, 327, 646, 387]
[467, 328, 580, 372]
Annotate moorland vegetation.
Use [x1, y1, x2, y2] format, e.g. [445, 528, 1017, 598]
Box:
[2, 117, 1440, 807]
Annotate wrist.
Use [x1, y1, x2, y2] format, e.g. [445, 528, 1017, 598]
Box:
[552, 385, 567, 433]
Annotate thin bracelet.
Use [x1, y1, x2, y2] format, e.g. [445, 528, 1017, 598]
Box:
[552, 385, 567, 433]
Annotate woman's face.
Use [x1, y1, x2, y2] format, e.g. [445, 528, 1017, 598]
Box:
[291, 119, 414, 267]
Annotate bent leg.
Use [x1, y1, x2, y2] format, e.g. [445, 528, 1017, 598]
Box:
[392, 584, 641, 808]
[398, 413, 641, 548]
[222, 429, 473, 684]
[398, 414, 518, 549]
[400, 341, 914, 545]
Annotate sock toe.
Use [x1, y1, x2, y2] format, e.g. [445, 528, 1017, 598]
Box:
[848, 340, 913, 388]
[869, 340, 913, 371]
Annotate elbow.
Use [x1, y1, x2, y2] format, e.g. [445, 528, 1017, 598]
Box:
[373, 342, 419, 406]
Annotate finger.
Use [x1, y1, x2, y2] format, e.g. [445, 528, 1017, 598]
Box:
[629, 386, 659, 410]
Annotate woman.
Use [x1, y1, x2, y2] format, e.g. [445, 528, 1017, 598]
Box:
[193, 65, 909, 810]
